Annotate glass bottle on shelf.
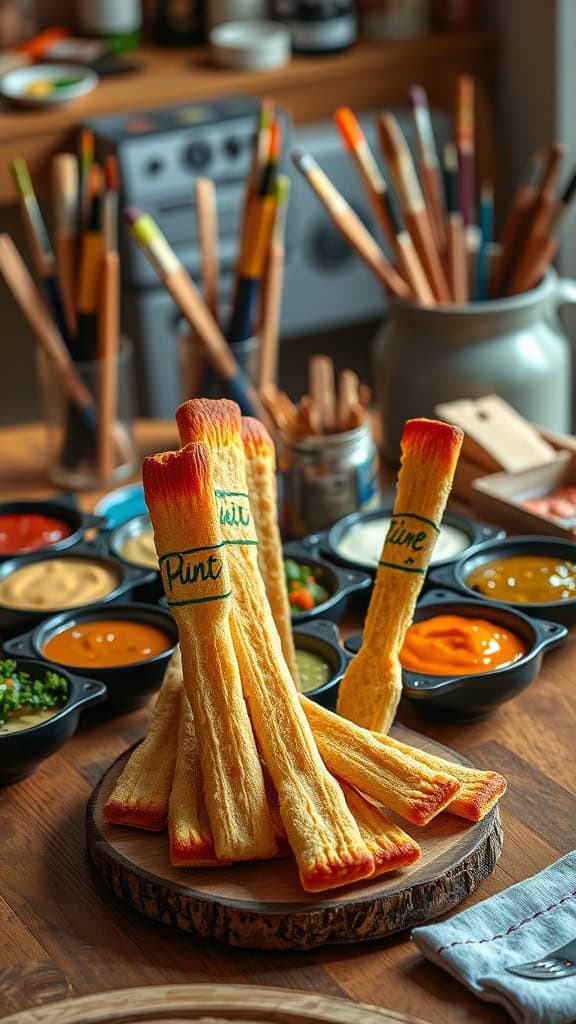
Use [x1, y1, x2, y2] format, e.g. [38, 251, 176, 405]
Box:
[155, 0, 205, 45]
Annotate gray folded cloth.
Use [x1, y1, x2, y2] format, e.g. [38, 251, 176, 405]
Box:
[412, 851, 576, 1024]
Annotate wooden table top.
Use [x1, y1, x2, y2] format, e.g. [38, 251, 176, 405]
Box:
[1, 420, 574, 1023]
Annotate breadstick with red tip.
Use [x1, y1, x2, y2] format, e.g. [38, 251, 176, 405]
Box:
[341, 782, 421, 873]
[169, 686, 223, 867]
[241, 416, 298, 683]
[143, 442, 277, 863]
[336, 418, 463, 733]
[374, 733, 507, 821]
[302, 697, 460, 826]
[176, 398, 376, 893]
[104, 651, 181, 829]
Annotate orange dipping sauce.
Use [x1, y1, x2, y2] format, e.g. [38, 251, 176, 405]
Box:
[400, 614, 527, 676]
[42, 619, 173, 669]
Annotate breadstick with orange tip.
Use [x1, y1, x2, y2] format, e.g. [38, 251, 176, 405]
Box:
[302, 697, 460, 826]
[336, 418, 463, 733]
[176, 398, 376, 893]
[374, 733, 507, 821]
[143, 442, 277, 863]
[241, 416, 298, 684]
[169, 687, 223, 867]
[104, 651, 181, 829]
[340, 782, 421, 874]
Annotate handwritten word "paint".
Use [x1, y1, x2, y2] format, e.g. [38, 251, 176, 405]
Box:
[162, 552, 222, 592]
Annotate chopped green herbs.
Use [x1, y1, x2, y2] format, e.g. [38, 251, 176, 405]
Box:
[0, 660, 68, 726]
[284, 559, 330, 615]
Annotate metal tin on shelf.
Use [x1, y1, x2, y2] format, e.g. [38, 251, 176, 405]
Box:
[278, 421, 380, 538]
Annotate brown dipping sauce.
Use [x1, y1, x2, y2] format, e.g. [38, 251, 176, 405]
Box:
[43, 618, 174, 668]
[467, 554, 576, 603]
[0, 557, 121, 611]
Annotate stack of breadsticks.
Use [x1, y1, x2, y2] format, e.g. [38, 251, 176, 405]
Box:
[104, 400, 506, 894]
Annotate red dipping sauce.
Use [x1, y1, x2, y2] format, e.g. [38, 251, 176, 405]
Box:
[0, 514, 73, 555]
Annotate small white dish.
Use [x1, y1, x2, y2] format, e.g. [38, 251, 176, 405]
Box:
[210, 20, 291, 70]
[0, 63, 98, 108]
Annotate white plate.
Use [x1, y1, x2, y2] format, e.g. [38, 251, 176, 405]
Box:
[0, 63, 98, 108]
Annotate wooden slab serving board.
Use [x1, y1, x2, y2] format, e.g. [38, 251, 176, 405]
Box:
[86, 726, 503, 951]
[2, 983, 431, 1024]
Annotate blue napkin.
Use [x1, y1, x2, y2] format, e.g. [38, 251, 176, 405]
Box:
[412, 851, 576, 1024]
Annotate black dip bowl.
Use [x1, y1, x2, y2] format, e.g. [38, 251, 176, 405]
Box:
[293, 619, 350, 711]
[345, 588, 567, 720]
[3, 602, 179, 713]
[283, 541, 372, 625]
[0, 658, 106, 785]
[0, 496, 104, 562]
[107, 513, 162, 601]
[428, 535, 576, 625]
[0, 542, 158, 639]
[306, 506, 504, 578]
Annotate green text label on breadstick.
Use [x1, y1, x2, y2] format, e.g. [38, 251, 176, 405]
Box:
[214, 490, 257, 545]
[378, 513, 440, 575]
[159, 544, 231, 606]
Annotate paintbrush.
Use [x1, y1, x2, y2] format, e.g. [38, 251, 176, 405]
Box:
[489, 150, 545, 297]
[506, 142, 565, 295]
[227, 190, 277, 346]
[474, 182, 494, 301]
[78, 128, 94, 234]
[378, 113, 450, 302]
[11, 157, 73, 352]
[456, 76, 475, 227]
[443, 143, 467, 303]
[257, 175, 290, 392]
[103, 154, 119, 254]
[124, 207, 263, 418]
[259, 117, 282, 198]
[76, 164, 105, 362]
[97, 249, 120, 480]
[334, 106, 400, 252]
[291, 150, 411, 300]
[408, 85, 446, 251]
[195, 176, 219, 322]
[51, 153, 78, 339]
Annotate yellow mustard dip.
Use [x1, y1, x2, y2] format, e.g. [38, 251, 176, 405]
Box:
[121, 528, 158, 570]
[0, 557, 121, 611]
[295, 648, 332, 693]
[0, 707, 60, 734]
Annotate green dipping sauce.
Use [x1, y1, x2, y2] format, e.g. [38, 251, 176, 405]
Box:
[295, 647, 332, 693]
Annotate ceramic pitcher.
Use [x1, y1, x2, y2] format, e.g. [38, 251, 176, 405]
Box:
[372, 267, 576, 463]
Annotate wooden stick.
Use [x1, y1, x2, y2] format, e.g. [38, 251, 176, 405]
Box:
[51, 153, 78, 338]
[97, 250, 120, 480]
[456, 76, 475, 227]
[257, 176, 290, 392]
[309, 355, 336, 432]
[194, 177, 219, 323]
[409, 85, 447, 251]
[489, 150, 544, 297]
[337, 369, 359, 431]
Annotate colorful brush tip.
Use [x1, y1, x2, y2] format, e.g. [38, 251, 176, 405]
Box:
[11, 158, 33, 197]
[105, 154, 119, 192]
[80, 128, 94, 167]
[334, 107, 365, 152]
[268, 119, 282, 162]
[89, 163, 103, 199]
[274, 174, 291, 205]
[291, 151, 315, 175]
[123, 206, 142, 227]
[258, 98, 275, 131]
[408, 84, 428, 109]
[456, 77, 474, 143]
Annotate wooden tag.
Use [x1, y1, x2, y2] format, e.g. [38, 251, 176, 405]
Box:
[435, 395, 559, 473]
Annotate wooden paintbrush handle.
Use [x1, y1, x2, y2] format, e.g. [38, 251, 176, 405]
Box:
[97, 250, 119, 480]
[404, 208, 451, 303]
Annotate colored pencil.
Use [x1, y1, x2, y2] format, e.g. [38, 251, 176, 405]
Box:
[51, 153, 78, 339]
[474, 182, 494, 301]
[409, 85, 447, 250]
[11, 157, 72, 352]
[194, 176, 219, 322]
[443, 143, 467, 303]
[378, 113, 450, 302]
[291, 150, 411, 300]
[124, 207, 263, 418]
[456, 76, 475, 227]
[257, 175, 290, 392]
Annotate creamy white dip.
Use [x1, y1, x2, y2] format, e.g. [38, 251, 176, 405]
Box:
[334, 516, 470, 568]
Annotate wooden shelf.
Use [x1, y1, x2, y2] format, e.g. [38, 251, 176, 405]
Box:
[0, 31, 497, 203]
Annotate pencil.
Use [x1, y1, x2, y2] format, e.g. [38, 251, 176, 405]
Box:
[76, 164, 105, 362]
[257, 175, 290, 392]
[334, 106, 400, 252]
[194, 177, 219, 322]
[456, 76, 475, 227]
[474, 182, 494, 301]
[408, 85, 446, 251]
[124, 207, 263, 418]
[51, 153, 78, 339]
[291, 150, 411, 300]
[443, 142, 467, 303]
[11, 157, 72, 352]
[97, 249, 120, 480]
[378, 113, 450, 302]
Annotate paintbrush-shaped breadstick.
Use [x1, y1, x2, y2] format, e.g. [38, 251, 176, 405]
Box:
[341, 782, 421, 873]
[143, 443, 277, 863]
[336, 418, 463, 732]
[241, 416, 298, 684]
[176, 399, 376, 892]
[104, 653, 181, 829]
[302, 697, 460, 826]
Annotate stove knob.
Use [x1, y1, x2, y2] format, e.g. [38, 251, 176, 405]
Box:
[183, 140, 212, 170]
[224, 136, 242, 159]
